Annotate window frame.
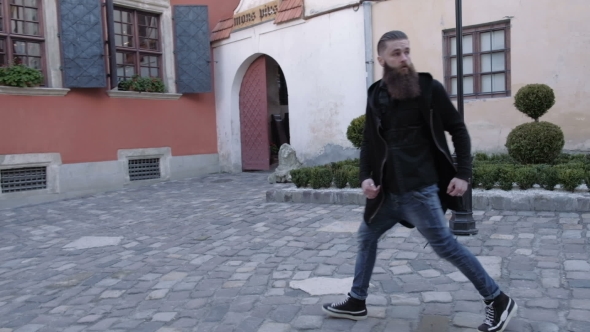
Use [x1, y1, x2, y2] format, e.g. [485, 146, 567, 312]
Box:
[0, 0, 46, 83]
[443, 20, 511, 100]
[111, 5, 163, 85]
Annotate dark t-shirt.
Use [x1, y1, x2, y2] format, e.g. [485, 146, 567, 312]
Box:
[379, 87, 439, 194]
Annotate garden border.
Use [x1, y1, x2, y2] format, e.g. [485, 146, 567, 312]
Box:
[265, 187, 590, 212]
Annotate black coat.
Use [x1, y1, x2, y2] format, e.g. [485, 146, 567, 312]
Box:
[359, 73, 472, 226]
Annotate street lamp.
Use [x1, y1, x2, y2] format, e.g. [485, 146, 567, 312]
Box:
[449, 0, 478, 236]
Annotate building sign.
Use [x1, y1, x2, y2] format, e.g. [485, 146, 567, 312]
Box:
[233, 1, 279, 31]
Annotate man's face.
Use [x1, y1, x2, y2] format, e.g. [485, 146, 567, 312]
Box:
[378, 39, 412, 73]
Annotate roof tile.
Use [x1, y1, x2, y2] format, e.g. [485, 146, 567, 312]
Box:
[275, 0, 303, 24]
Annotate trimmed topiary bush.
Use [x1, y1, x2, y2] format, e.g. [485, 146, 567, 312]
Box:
[514, 84, 555, 122]
[334, 169, 348, 189]
[536, 165, 559, 191]
[476, 164, 499, 190]
[346, 166, 361, 188]
[514, 166, 537, 190]
[557, 167, 585, 192]
[505, 121, 564, 164]
[497, 165, 516, 191]
[309, 167, 333, 189]
[346, 115, 365, 149]
[291, 168, 311, 188]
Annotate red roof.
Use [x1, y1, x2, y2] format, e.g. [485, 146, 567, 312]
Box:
[275, 0, 303, 24]
[211, 16, 234, 42]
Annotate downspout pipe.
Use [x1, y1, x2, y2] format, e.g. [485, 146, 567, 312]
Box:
[363, 1, 374, 89]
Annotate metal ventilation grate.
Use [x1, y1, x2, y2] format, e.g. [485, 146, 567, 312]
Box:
[128, 158, 161, 181]
[1, 167, 47, 193]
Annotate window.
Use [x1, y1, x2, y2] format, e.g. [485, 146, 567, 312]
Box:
[443, 20, 511, 99]
[0, 0, 44, 72]
[113, 7, 161, 84]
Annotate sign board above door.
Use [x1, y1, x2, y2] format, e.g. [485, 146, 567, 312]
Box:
[233, 0, 280, 31]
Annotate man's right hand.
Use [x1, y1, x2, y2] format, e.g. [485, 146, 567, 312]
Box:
[361, 179, 381, 199]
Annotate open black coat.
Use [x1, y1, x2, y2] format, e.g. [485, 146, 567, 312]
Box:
[359, 73, 472, 226]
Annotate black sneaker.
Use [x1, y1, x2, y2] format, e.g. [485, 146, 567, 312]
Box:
[322, 293, 368, 320]
[478, 292, 518, 332]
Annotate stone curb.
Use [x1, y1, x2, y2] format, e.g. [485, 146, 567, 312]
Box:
[266, 187, 590, 212]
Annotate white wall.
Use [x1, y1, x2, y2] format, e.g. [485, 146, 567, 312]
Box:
[213, 8, 367, 172]
[304, 0, 360, 16]
[372, 0, 590, 153]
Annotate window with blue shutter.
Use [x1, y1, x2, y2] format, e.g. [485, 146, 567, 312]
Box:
[58, 0, 107, 88]
[173, 5, 211, 94]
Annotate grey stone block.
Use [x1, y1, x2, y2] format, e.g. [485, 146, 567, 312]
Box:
[472, 195, 489, 210]
[533, 196, 557, 211]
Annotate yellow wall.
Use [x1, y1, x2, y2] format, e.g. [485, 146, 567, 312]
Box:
[372, 0, 590, 153]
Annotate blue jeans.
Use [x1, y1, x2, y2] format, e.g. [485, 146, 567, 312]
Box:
[350, 184, 500, 301]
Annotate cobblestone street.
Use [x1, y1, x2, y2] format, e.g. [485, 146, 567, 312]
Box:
[0, 172, 589, 332]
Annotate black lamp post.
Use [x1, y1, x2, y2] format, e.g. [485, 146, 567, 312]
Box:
[449, 0, 478, 236]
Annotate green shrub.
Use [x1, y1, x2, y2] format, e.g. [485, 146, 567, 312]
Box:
[536, 165, 559, 191]
[291, 168, 311, 188]
[118, 75, 166, 93]
[497, 165, 516, 191]
[557, 167, 585, 192]
[346, 166, 361, 188]
[514, 84, 556, 121]
[309, 167, 333, 189]
[585, 170, 590, 188]
[0, 63, 44, 87]
[505, 121, 564, 164]
[473, 152, 489, 162]
[514, 166, 537, 190]
[334, 169, 348, 189]
[475, 164, 499, 190]
[346, 115, 365, 149]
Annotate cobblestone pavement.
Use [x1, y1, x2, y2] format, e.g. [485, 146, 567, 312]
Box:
[1, 172, 589, 332]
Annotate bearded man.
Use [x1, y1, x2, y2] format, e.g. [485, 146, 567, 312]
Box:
[322, 31, 518, 332]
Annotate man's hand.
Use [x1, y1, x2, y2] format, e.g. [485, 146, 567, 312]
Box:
[362, 179, 381, 199]
[447, 178, 468, 196]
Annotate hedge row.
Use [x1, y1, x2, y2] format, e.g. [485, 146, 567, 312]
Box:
[290, 154, 590, 192]
[290, 159, 361, 189]
[473, 162, 590, 192]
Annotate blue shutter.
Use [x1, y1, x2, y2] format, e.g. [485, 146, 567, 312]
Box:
[58, 0, 107, 88]
[173, 5, 212, 94]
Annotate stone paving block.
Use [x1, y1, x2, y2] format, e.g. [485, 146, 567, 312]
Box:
[13, 326, 43, 332]
[292, 315, 323, 330]
[422, 292, 453, 303]
[149, 312, 177, 323]
[452, 312, 481, 328]
[258, 322, 291, 332]
[564, 260, 590, 271]
[146, 289, 168, 300]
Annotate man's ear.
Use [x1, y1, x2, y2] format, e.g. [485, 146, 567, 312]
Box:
[377, 56, 385, 67]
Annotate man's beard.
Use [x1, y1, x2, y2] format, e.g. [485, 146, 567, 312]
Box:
[382, 63, 421, 100]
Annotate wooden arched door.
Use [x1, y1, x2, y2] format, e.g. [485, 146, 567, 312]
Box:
[239, 56, 270, 171]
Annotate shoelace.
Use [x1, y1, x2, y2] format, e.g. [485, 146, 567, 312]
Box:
[483, 303, 495, 326]
[333, 296, 351, 307]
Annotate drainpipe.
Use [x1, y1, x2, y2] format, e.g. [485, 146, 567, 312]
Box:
[362, 1, 374, 89]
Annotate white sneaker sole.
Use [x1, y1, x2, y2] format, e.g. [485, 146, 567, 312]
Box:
[321, 306, 368, 321]
[497, 303, 518, 332]
[480, 302, 518, 332]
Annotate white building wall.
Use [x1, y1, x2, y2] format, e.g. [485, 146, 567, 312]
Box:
[213, 8, 368, 172]
[304, 0, 361, 16]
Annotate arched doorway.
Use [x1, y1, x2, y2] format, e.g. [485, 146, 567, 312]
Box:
[239, 55, 289, 171]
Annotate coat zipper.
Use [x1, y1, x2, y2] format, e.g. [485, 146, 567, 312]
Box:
[368, 121, 388, 224]
[430, 109, 456, 171]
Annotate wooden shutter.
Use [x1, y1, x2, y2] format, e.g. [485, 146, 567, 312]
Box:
[58, 0, 107, 88]
[173, 5, 212, 94]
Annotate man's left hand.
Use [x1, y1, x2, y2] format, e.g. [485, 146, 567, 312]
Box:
[447, 178, 468, 196]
